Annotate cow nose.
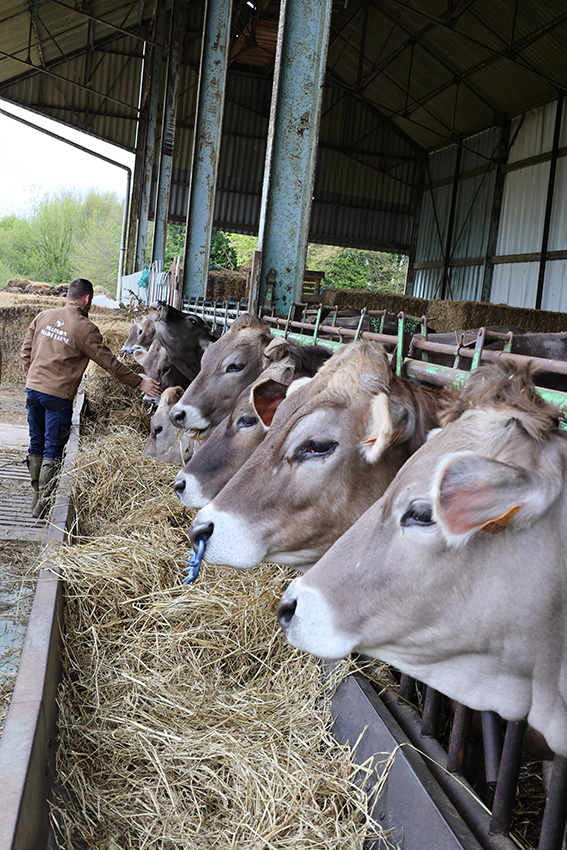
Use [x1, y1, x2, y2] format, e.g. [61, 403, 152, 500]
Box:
[277, 597, 297, 629]
[173, 474, 185, 497]
[172, 408, 186, 427]
[189, 520, 214, 549]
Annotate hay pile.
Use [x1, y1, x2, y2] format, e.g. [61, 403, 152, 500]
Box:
[48, 383, 390, 848]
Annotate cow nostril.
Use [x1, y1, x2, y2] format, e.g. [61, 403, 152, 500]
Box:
[173, 410, 186, 427]
[189, 521, 214, 548]
[277, 598, 297, 629]
[173, 476, 186, 496]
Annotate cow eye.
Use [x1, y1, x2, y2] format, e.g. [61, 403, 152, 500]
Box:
[162, 366, 171, 375]
[154, 426, 163, 436]
[137, 327, 142, 335]
[401, 501, 434, 528]
[237, 414, 259, 429]
[295, 440, 338, 461]
[226, 363, 246, 373]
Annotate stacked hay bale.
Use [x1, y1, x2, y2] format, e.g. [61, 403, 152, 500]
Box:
[207, 269, 248, 302]
[320, 288, 567, 333]
[0, 292, 133, 387]
[48, 369, 389, 849]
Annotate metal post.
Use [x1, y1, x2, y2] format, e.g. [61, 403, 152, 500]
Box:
[480, 120, 510, 303]
[257, 0, 333, 316]
[135, 0, 167, 270]
[440, 143, 462, 300]
[535, 93, 564, 311]
[152, 0, 186, 267]
[181, 0, 232, 302]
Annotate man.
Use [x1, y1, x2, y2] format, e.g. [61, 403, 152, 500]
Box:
[21, 278, 162, 517]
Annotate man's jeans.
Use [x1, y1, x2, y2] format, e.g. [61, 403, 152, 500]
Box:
[26, 389, 73, 459]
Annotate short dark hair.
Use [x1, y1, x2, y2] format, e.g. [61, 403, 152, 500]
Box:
[68, 278, 94, 300]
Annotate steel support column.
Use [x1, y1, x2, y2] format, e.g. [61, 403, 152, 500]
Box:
[480, 120, 510, 303]
[134, 0, 167, 271]
[152, 0, 186, 267]
[257, 0, 333, 316]
[535, 93, 564, 311]
[181, 0, 232, 302]
[440, 144, 462, 301]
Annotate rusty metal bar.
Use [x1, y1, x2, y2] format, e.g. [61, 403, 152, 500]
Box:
[488, 720, 526, 836]
[481, 712, 504, 785]
[447, 703, 474, 775]
[538, 756, 567, 850]
[421, 686, 444, 738]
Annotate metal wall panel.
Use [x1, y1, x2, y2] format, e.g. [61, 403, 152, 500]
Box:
[541, 260, 567, 314]
[496, 163, 549, 256]
[490, 262, 539, 308]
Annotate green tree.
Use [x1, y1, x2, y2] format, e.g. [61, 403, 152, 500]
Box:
[71, 192, 123, 295]
[210, 230, 238, 269]
[164, 223, 186, 268]
[226, 233, 258, 269]
[306, 244, 407, 293]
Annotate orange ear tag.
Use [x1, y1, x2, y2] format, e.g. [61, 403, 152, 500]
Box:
[480, 504, 520, 534]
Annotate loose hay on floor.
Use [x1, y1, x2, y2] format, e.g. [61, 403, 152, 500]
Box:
[49, 429, 393, 849]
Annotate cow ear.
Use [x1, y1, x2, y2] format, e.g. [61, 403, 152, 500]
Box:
[361, 393, 409, 462]
[252, 379, 289, 427]
[434, 452, 561, 544]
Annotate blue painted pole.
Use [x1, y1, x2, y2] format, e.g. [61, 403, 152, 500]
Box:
[152, 0, 185, 267]
[257, 0, 333, 316]
[181, 0, 232, 302]
[136, 0, 167, 270]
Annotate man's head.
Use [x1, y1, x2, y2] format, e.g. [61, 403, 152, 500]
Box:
[67, 278, 94, 312]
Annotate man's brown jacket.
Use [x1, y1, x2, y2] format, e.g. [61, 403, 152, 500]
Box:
[21, 302, 141, 400]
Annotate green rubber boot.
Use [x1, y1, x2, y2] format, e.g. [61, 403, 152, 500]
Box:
[25, 454, 43, 510]
[32, 458, 60, 519]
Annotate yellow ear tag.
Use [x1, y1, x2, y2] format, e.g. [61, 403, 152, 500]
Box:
[480, 504, 520, 534]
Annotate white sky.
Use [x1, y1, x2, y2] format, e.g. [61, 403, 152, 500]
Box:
[0, 101, 136, 219]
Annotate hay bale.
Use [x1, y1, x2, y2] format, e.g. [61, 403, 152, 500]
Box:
[321, 288, 430, 320]
[207, 269, 248, 302]
[48, 428, 388, 848]
[0, 293, 134, 388]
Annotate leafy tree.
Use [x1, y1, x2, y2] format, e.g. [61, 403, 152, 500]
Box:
[210, 230, 238, 269]
[306, 244, 407, 293]
[164, 223, 186, 268]
[71, 192, 123, 295]
[226, 233, 258, 269]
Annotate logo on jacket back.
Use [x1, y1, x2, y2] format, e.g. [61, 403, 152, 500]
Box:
[56, 319, 64, 327]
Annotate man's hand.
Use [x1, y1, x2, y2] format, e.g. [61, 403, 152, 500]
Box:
[139, 375, 163, 398]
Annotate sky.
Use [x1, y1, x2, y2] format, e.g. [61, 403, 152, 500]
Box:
[0, 101, 136, 219]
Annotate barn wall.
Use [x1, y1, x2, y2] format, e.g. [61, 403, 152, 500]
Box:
[412, 128, 499, 301]
[414, 99, 567, 315]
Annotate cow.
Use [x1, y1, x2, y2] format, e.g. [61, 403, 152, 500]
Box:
[187, 340, 448, 571]
[153, 302, 217, 384]
[134, 338, 190, 400]
[143, 386, 196, 464]
[169, 313, 274, 432]
[121, 313, 157, 354]
[276, 360, 567, 760]
[173, 338, 331, 508]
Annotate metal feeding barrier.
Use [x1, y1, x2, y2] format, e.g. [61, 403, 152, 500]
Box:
[184, 299, 567, 850]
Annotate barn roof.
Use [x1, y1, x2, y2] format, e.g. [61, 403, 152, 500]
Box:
[1, 0, 566, 249]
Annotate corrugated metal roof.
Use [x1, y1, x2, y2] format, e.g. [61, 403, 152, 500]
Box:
[1, 0, 567, 250]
